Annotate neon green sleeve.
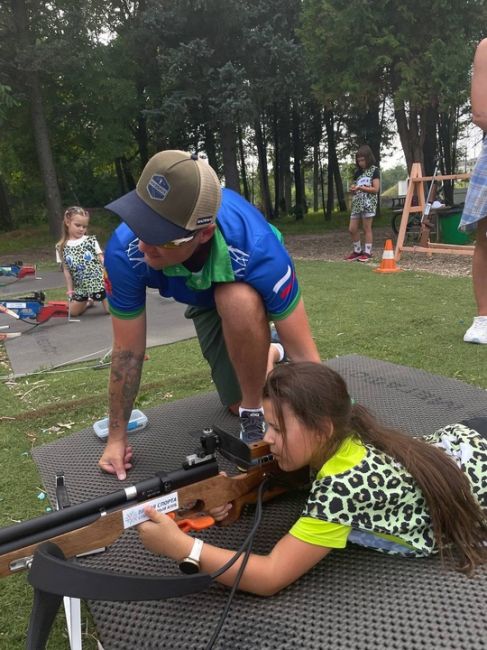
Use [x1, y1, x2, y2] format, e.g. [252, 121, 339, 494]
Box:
[289, 516, 351, 548]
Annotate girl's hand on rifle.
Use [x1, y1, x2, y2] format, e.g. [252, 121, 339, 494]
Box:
[138, 506, 192, 560]
[210, 502, 232, 521]
[98, 439, 133, 480]
[208, 472, 232, 522]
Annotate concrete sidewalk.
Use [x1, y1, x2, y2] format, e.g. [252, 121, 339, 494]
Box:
[0, 270, 64, 296]
[1, 290, 195, 377]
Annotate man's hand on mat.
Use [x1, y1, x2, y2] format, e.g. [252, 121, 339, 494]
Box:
[98, 439, 133, 480]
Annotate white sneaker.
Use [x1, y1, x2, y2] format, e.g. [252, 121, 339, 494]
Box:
[463, 317, 487, 344]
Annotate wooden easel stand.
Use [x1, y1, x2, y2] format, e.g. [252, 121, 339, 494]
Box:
[394, 163, 474, 261]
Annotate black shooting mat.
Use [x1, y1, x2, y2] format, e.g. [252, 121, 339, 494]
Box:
[31, 355, 487, 650]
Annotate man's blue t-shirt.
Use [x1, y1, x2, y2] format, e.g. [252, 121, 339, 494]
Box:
[104, 188, 301, 321]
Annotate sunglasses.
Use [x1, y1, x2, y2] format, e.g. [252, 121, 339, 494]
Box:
[159, 232, 198, 249]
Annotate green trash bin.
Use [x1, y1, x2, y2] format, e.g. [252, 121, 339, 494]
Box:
[437, 206, 472, 245]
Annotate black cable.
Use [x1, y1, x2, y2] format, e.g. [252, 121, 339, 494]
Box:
[205, 478, 270, 650]
[14, 320, 41, 333]
[210, 478, 269, 579]
[1, 318, 41, 336]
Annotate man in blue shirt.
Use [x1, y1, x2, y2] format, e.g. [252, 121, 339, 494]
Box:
[100, 150, 320, 480]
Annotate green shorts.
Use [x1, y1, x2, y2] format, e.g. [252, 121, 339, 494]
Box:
[185, 305, 241, 408]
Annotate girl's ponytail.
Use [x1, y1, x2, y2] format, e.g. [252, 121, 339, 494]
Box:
[350, 403, 487, 573]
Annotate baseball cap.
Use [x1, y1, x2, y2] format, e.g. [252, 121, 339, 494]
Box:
[105, 150, 222, 245]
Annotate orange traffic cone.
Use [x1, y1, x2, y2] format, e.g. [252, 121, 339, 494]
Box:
[374, 239, 401, 273]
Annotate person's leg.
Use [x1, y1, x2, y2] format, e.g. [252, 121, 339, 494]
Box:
[185, 305, 242, 413]
[464, 217, 487, 344]
[213, 282, 269, 411]
[69, 297, 88, 316]
[345, 215, 362, 260]
[363, 216, 373, 251]
[473, 217, 487, 315]
[92, 290, 110, 314]
[358, 216, 374, 261]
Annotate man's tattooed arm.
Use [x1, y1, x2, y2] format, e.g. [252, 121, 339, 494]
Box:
[108, 348, 145, 440]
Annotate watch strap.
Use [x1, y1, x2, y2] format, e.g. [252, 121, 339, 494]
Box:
[187, 538, 204, 563]
[178, 538, 204, 574]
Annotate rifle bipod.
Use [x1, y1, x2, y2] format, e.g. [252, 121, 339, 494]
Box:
[26, 541, 213, 650]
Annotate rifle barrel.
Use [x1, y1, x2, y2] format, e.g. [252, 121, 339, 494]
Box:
[0, 460, 218, 548]
[0, 511, 101, 555]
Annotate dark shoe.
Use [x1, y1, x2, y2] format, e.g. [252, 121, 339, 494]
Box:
[239, 410, 266, 443]
[358, 252, 372, 262]
[344, 251, 362, 261]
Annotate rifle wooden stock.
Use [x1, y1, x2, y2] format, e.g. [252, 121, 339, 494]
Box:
[0, 452, 307, 578]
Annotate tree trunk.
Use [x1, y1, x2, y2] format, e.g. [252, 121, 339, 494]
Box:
[319, 165, 326, 220]
[121, 156, 136, 191]
[312, 108, 322, 212]
[220, 122, 240, 192]
[134, 79, 149, 168]
[362, 104, 382, 167]
[326, 162, 334, 220]
[324, 112, 334, 218]
[272, 108, 281, 219]
[313, 144, 320, 212]
[325, 111, 346, 212]
[204, 126, 219, 175]
[394, 100, 424, 172]
[28, 74, 63, 238]
[12, 0, 63, 239]
[278, 107, 292, 215]
[291, 107, 304, 220]
[333, 156, 346, 212]
[422, 104, 438, 177]
[237, 124, 249, 200]
[0, 175, 13, 230]
[115, 158, 127, 195]
[254, 119, 273, 219]
[438, 108, 458, 205]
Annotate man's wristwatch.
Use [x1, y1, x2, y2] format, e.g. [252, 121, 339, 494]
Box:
[178, 538, 204, 574]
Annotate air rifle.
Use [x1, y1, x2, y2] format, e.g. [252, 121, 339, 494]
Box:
[0, 261, 37, 280]
[0, 426, 308, 578]
[0, 291, 69, 324]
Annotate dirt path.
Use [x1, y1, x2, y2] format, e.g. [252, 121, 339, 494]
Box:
[3, 225, 473, 278]
[285, 226, 472, 278]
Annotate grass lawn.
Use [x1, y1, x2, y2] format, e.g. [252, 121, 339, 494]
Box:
[0, 214, 484, 648]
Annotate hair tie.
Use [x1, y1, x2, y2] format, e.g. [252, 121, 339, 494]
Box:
[350, 398, 357, 405]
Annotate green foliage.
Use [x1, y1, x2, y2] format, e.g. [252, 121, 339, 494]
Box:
[0, 0, 485, 225]
[300, 0, 487, 167]
[381, 164, 408, 192]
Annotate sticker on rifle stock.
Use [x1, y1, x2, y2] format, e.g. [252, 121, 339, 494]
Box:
[122, 492, 180, 529]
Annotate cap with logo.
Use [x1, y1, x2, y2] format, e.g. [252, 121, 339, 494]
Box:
[105, 150, 222, 245]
